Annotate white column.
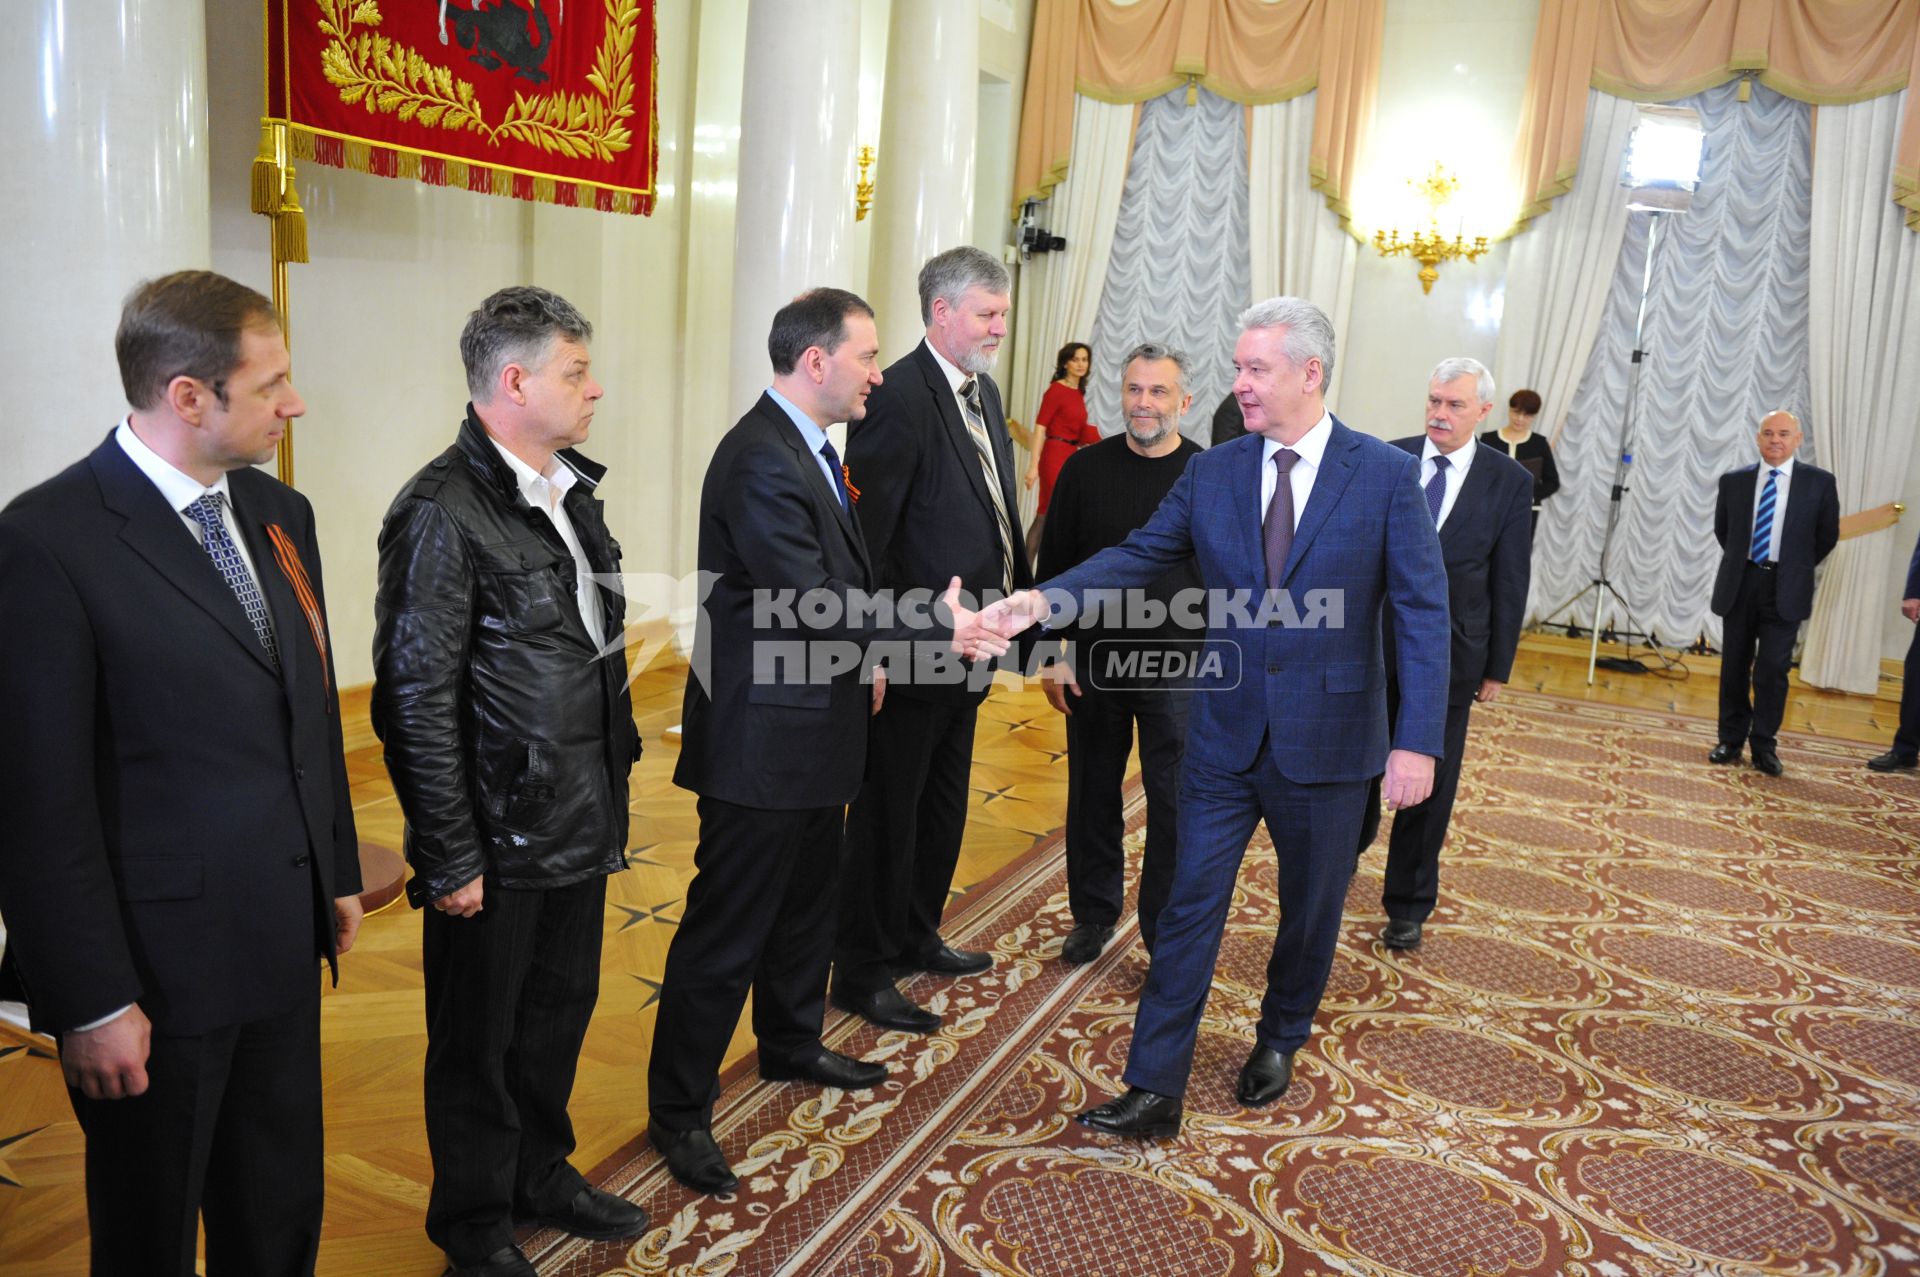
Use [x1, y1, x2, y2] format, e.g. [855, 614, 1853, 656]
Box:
[726, 0, 863, 423]
[1, 0, 212, 501]
[868, 0, 981, 358]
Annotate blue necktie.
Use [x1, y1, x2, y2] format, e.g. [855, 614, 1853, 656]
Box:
[819, 437, 850, 510]
[1750, 468, 1780, 562]
[184, 492, 279, 665]
[1425, 454, 1450, 526]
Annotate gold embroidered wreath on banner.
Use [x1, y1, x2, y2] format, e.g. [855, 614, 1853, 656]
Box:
[315, 0, 638, 162]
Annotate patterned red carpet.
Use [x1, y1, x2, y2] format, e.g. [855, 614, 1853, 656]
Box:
[538, 691, 1920, 1276]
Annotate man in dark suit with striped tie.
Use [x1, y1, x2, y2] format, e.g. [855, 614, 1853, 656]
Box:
[1708, 411, 1840, 777]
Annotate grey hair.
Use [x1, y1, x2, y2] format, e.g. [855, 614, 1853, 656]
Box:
[1430, 356, 1495, 405]
[918, 246, 1011, 325]
[461, 285, 593, 402]
[1238, 296, 1336, 393]
[1120, 342, 1190, 393]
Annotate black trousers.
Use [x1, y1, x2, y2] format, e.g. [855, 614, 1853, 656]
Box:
[1062, 680, 1190, 954]
[1359, 692, 1475, 924]
[1895, 621, 1920, 757]
[649, 797, 842, 1130]
[422, 874, 606, 1266]
[1718, 562, 1797, 751]
[834, 695, 979, 994]
[67, 981, 324, 1277]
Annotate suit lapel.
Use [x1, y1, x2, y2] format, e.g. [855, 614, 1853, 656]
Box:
[235, 494, 301, 701]
[764, 397, 871, 577]
[90, 440, 279, 677]
[1238, 436, 1268, 586]
[1440, 445, 1496, 549]
[1280, 418, 1360, 584]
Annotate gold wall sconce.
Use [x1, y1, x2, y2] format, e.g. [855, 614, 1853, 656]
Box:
[855, 145, 876, 221]
[1373, 163, 1489, 294]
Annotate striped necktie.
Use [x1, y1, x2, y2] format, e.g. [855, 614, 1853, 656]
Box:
[959, 378, 1015, 593]
[1750, 468, 1781, 562]
[183, 492, 280, 665]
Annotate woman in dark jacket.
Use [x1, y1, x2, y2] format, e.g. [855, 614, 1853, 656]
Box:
[1481, 387, 1561, 534]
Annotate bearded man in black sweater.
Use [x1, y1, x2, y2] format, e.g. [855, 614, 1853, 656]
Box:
[1037, 342, 1204, 965]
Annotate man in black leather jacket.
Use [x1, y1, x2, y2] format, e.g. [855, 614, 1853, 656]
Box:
[372, 287, 647, 1277]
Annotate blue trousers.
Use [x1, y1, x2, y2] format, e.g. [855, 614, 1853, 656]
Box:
[1121, 737, 1367, 1099]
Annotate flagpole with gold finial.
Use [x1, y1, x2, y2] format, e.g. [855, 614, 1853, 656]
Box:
[251, 119, 309, 486]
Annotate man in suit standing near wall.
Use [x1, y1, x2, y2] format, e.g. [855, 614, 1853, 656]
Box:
[1865, 527, 1920, 773]
[374, 288, 648, 1277]
[0, 270, 363, 1276]
[1359, 357, 1532, 951]
[992, 296, 1450, 1137]
[1708, 411, 1839, 777]
[649, 288, 1005, 1195]
[834, 247, 1035, 1033]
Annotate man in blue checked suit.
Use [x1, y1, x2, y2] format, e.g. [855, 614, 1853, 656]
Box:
[989, 297, 1450, 1137]
[1708, 410, 1839, 778]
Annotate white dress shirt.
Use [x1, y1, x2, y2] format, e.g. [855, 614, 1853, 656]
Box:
[1421, 436, 1478, 531]
[1750, 454, 1794, 563]
[925, 339, 1007, 491]
[487, 437, 607, 645]
[1260, 410, 1335, 531]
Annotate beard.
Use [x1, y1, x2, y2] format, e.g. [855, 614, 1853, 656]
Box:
[1127, 414, 1175, 447]
[956, 336, 1000, 376]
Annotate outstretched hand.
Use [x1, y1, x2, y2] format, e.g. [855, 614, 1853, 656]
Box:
[946, 577, 1011, 661]
[979, 588, 1050, 640]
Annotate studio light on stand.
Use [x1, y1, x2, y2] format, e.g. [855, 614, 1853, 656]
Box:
[1540, 104, 1705, 684]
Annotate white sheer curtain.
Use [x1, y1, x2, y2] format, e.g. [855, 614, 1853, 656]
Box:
[1799, 89, 1920, 693]
[1010, 96, 1134, 524]
[1249, 91, 1357, 414]
[1086, 87, 1250, 441]
[1495, 89, 1639, 451]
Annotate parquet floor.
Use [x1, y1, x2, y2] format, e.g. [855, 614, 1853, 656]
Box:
[0, 634, 1907, 1276]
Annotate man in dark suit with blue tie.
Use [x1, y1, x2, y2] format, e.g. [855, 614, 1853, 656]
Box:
[0, 271, 363, 1275]
[648, 288, 1004, 1194]
[1708, 411, 1840, 777]
[1359, 358, 1532, 951]
[992, 296, 1450, 1137]
[1865, 528, 1920, 773]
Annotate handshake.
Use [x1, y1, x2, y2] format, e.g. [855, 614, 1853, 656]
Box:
[943, 580, 1052, 661]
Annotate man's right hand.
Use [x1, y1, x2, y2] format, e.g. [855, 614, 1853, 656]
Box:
[435, 875, 485, 918]
[1903, 597, 1919, 623]
[945, 577, 1012, 661]
[1041, 661, 1081, 715]
[62, 1006, 152, 1100]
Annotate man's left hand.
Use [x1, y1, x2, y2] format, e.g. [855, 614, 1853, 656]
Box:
[1474, 678, 1504, 704]
[334, 894, 365, 956]
[870, 665, 887, 716]
[1382, 749, 1435, 811]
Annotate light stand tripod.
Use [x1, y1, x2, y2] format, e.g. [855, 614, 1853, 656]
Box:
[1540, 211, 1684, 684]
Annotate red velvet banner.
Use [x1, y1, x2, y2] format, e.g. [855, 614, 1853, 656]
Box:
[265, 0, 658, 214]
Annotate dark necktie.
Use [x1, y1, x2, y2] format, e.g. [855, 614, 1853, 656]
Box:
[1750, 468, 1780, 562]
[1425, 453, 1450, 526]
[1264, 448, 1299, 589]
[819, 437, 850, 510]
[183, 492, 280, 665]
[958, 378, 1016, 592]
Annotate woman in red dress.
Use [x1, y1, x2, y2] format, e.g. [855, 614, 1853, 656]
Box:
[1022, 341, 1102, 562]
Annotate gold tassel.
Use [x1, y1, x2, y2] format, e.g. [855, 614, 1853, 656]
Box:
[1737, 75, 1752, 102]
[1185, 74, 1198, 107]
[274, 181, 310, 264]
[251, 121, 283, 215]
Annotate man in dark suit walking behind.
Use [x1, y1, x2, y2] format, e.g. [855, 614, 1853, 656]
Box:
[1359, 357, 1532, 951]
[1865, 527, 1920, 773]
[374, 287, 648, 1277]
[649, 288, 1006, 1194]
[1708, 411, 1839, 777]
[834, 247, 1035, 1033]
[991, 296, 1451, 1137]
[0, 270, 364, 1276]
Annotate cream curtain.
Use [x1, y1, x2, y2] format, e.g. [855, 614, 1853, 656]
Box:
[1249, 91, 1358, 413]
[1799, 90, 1920, 691]
[1010, 95, 1136, 525]
[1495, 89, 1640, 451]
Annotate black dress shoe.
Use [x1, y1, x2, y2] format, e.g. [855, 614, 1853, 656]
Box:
[519, 1185, 649, 1240]
[1708, 743, 1742, 765]
[1076, 1087, 1183, 1139]
[1380, 918, 1423, 949]
[1752, 749, 1784, 777]
[1060, 922, 1114, 965]
[830, 983, 941, 1033]
[1236, 1045, 1296, 1106]
[445, 1246, 536, 1277]
[1867, 749, 1919, 773]
[904, 941, 993, 976]
[647, 1124, 738, 1196]
[760, 1045, 888, 1089]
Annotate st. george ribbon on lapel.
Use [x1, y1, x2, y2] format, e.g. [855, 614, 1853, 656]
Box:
[264, 522, 333, 706]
